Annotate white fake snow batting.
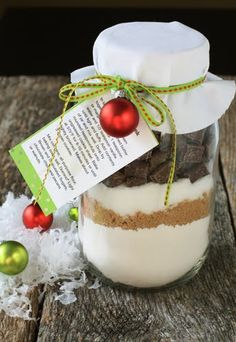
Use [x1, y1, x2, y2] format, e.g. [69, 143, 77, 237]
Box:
[0, 193, 100, 320]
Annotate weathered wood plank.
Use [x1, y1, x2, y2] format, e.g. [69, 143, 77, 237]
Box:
[0, 76, 67, 342]
[220, 76, 236, 235]
[37, 180, 236, 342]
[0, 288, 40, 342]
[0, 76, 67, 202]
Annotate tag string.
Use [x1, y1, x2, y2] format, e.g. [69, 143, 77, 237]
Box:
[34, 74, 206, 207]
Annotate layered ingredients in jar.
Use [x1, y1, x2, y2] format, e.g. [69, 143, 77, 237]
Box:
[79, 125, 217, 288]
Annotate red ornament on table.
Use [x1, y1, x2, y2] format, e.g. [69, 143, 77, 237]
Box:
[22, 203, 53, 230]
[99, 97, 139, 138]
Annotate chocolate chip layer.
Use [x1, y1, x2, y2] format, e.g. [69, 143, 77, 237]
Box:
[102, 125, 215, 187]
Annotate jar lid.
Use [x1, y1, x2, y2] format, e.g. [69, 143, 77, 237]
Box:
[93, 21, 209, 87]
[71, 22, 235, 134]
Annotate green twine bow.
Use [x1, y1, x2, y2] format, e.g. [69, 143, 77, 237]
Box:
[58, 74, 205, 206]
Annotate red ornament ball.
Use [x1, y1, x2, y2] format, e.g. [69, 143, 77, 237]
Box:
[22, 203, 53, 230]
[99, 97, 139, 138]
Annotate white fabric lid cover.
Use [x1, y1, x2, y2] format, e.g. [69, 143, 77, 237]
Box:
[71, 21, 235, 134]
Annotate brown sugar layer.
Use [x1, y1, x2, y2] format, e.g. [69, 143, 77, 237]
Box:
[82, 192, 211, 230]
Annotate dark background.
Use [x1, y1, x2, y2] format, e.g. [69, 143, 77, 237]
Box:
[0, 6, 235, 76]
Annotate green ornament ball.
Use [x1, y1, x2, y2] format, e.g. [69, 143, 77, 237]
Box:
[0, 241, 29, 276]
[69, 207, 79, 222]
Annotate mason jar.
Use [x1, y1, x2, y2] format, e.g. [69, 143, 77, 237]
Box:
[78, 123, 219, 289]
[71, 21, 235, 289]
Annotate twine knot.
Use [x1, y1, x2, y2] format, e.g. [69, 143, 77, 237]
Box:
[114, 75, 127, 91]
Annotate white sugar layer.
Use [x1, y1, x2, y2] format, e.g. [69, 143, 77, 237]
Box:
[80, 217, 210, 288]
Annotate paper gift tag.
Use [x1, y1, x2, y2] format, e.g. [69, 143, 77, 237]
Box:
[10, 92, 158, 215]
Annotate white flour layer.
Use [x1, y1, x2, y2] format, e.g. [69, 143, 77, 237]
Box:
[79, 216, 210, 288]
[87, 175, 213, 215]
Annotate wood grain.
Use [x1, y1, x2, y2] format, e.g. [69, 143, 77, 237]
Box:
[0, 76, 67, 203]
[220, 76, 236, 236]
[0, 76, 235, 341]
[0, 76, 66, 342]
[0, 288, 40, 342]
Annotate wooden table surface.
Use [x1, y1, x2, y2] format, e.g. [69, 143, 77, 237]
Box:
[0, 76, 235, 342]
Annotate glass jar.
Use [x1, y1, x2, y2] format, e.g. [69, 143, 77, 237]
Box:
[78, 123, 219, 289]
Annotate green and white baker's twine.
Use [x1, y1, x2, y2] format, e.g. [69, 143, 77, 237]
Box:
[35, 74, 205, 207]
